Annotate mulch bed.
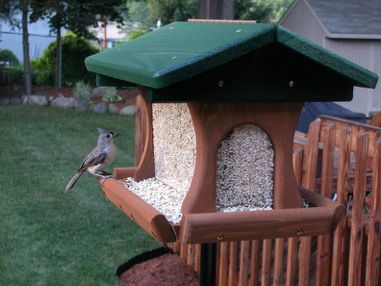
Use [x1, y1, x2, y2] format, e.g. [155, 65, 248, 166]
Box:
[118, 248, 199, 286]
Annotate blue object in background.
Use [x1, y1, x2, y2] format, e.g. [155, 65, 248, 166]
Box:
[297, 102, 367, 133]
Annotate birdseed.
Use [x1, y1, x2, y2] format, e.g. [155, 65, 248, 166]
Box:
[152, 103, 196, 193]
[124, 177, 185, 223]
[216, 125, 274, 210]
[123, 105, 274, 224]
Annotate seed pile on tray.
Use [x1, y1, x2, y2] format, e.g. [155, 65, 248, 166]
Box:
[124, 103, 196, 224]
[124, 177, 185, 223]
[216, 125, 274, 210]
[123, 104, 274, 224]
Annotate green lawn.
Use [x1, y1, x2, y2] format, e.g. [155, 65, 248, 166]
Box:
[0, 105, 159, 285]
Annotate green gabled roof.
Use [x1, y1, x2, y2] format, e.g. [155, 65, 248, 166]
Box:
[85, 22, 378, 90]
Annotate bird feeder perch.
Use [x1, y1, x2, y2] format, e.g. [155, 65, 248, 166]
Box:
[85, 22, 378, 246]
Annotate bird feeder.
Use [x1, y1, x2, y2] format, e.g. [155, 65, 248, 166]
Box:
[85, 21, 378, 246]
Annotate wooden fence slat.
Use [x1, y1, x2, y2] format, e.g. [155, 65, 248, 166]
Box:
[348, 133, 369, 286]
[316, 124, 336, 286]
[293, 147, 303, 185]
[365, 140, 381, 286]
[319, 115, 381, 159]
[261, 239, 272, 286]
[249, 240, 260, 286]
[299, 119, 321, 285]
[180, 243, 188, 261]
[239, 240, 250, 286]
[298, 238, 312, 286]
[288, 143, 302, 285]
[219, 242, 229, 286]
[302, 119, 321, 190]
[286, 237, 298, 286]
[195, 243, 201, 273]
[228, 241, 238, 286]
[187, 244, 195, 268]
[331, 128, 351, 286]
[273, 238, 285, 285]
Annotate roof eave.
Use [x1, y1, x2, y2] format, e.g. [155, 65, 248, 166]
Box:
[276, 26, 378, 89]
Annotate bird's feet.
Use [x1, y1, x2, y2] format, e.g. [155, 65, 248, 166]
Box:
[93, 171, 113, 182]
[99, 175, 113, 183]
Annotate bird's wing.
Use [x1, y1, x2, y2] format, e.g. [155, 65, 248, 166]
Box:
[78, 149, 107, 172]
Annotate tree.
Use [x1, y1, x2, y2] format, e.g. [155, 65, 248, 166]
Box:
[33, 33, 98, 86]
[235, 0, 293, 23]
[0, 49, 20, 66]
[198, 0, 235, 19]
[0, 0, 32, 95]
[124, 0, 198, 29]
[21, 0, 31, 95]
[147, 0, 198, 25]
[0, 0, 18, 25]
[30, 0, 125, 87]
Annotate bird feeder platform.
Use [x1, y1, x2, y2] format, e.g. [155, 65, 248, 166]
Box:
[100, 176, 343, 243]
[86, 21, 377, 245]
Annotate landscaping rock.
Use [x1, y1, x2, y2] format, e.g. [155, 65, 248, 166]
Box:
[0, 98, 10, 105]
[74, 99, 89, 111]
[91, 102, 108, 113]
[21, 95, 28, 105]
[25, 95, 49, 106]
[120, 105, 137, 116]
[50, 96, 75, 109]
[92, 86, 114, 98]
[9, 97, 21, 105]
[108, 103, 121, 114]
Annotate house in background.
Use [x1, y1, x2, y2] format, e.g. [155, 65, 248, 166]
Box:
[91, 21, 127, 49]
[280, 0, 381, 116]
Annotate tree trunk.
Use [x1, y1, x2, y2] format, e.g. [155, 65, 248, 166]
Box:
[55, 0, 62, 88]
[55, 25, 62, 88]
[102, 17, 107, 50]
[198, 0, 235, 19]
[22, 0, 32, 96]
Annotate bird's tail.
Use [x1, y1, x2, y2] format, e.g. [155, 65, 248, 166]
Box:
[65, 170, 85, 193]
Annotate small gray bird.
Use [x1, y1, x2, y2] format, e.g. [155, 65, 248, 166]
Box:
[64, 128, 119, 193]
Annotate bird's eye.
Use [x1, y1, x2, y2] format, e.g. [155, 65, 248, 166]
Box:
[107, 134, 111, 138]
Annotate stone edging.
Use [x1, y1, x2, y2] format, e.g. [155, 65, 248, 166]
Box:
[0, 94, 137, 116]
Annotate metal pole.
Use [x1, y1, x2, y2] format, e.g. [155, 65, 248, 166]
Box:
[200, 243, 217, 286]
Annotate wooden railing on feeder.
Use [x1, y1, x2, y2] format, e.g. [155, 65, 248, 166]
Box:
[167, 115, 381, 286]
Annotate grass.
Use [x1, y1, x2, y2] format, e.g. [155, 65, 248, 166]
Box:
[0, 105, 159, 285]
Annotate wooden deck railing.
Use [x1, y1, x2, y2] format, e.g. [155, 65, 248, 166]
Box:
[167, 115, 381, 286]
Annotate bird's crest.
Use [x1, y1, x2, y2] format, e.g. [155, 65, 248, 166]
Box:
[97, 128, 107, 134]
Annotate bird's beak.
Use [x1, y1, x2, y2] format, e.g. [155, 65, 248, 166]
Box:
[113, 133, 120, 138]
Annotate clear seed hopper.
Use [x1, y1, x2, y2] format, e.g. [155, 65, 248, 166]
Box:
[85, 21, 378, 245]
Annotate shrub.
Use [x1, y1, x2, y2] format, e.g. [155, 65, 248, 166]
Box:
[0, 49, 20, 67]
[0, 65, 24, 86]
[33, 33, 99, 87]
[7, 66, 24, 84]
[102, 87, 122, 103]
[128, 28, 148, 40]
[73, 81, 92, 101]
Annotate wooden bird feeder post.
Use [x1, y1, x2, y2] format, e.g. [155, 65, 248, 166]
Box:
[85, 21, 378, 285]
